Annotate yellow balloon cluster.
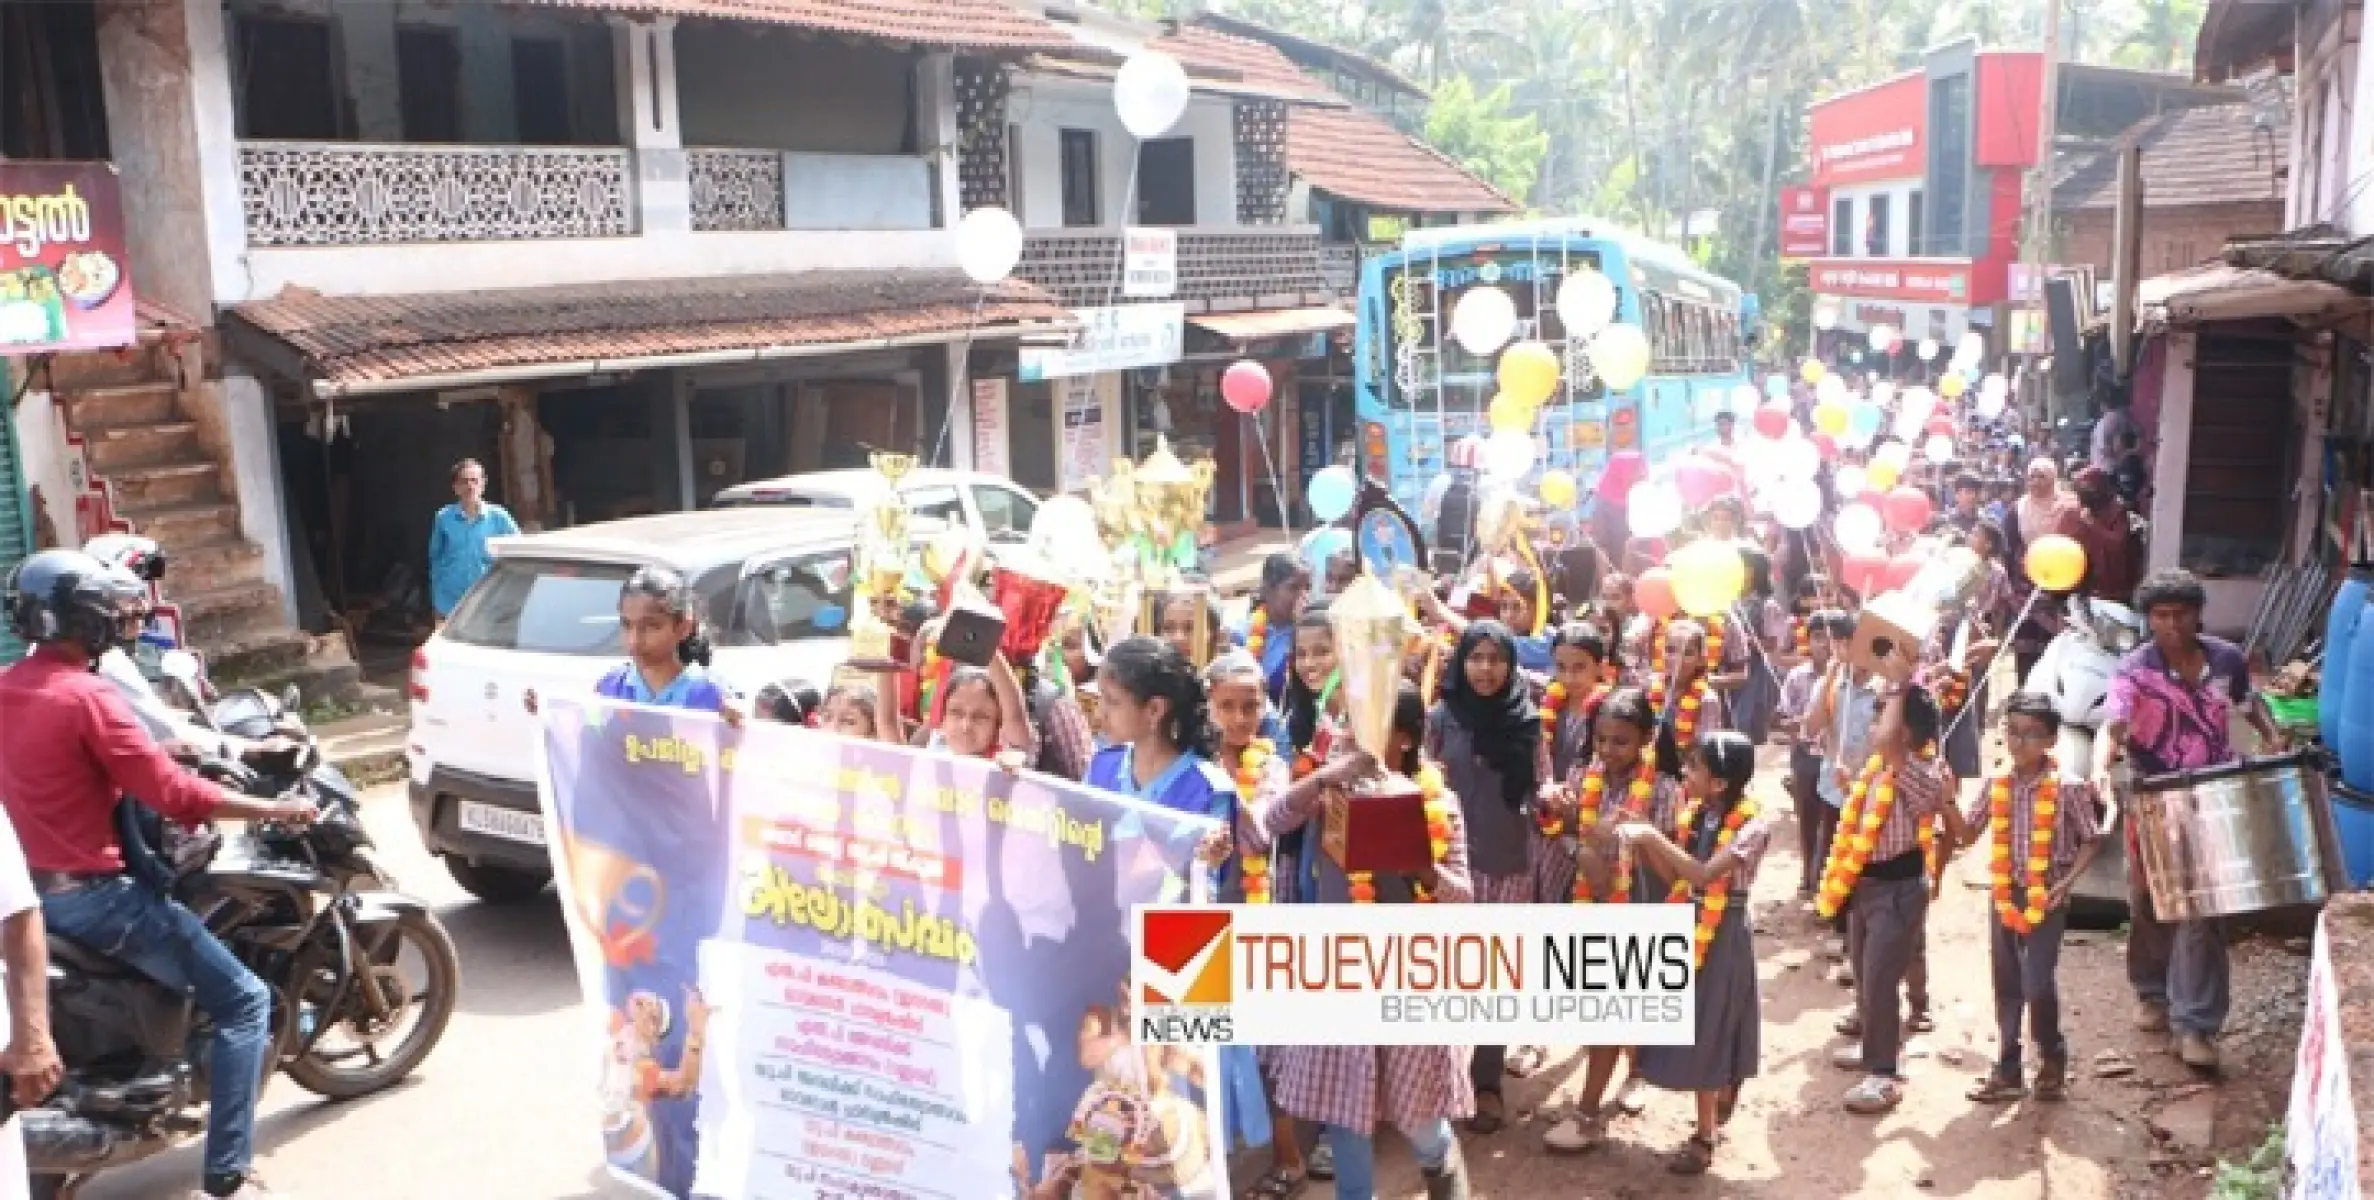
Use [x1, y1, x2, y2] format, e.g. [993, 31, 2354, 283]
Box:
[1498, 341, 1561, 407]
[1488, 392, 1534, 435]
[1669, 540, 1747, 618]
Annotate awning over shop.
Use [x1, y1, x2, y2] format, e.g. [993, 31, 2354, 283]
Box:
[1188, 306, 1353, 341]
[224, 272, 1072, 399]
[2141, 262, 2370, 326]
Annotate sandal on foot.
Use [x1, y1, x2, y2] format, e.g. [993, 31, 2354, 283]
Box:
[1306, 1141, 1334, 1180]
[1248, 1168, 1308, 1199]
[1909, 1012, 1937, 1034]
[1505, 1045, 1549, 1078]
[1613, 1077, 1648, 1116]
[2033, 1059, 2069, 1102]
[1667, 1133, 1718, 1175]
[1843, 1075, 1904, 1115]
[1466, 1092, 1506, 1135]
[1965, 1071, 2029, 1104]
[1834, 1014, 1863, 1037]
[1542, 1113, 1604, 1155]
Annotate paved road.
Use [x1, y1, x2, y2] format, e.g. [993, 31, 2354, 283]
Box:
[80, 782, 628, 1200]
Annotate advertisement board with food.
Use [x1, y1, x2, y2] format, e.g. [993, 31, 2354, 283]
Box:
[0, 162, 133, 353]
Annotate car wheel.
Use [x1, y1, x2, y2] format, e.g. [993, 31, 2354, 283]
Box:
[445, 858, 551, 903]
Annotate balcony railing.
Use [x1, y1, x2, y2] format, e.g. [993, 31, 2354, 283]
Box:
[1018, 228, 1337, 312]
[240, 141, 634, 247]
[688, 149, 934, 233]
[687, 149, 784, 232]
[1318, 242, 1360, 296]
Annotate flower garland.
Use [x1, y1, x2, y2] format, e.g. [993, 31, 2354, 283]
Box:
[1794, 617, 1810, 660]
[1565, 753, 1659, 900]
[1914, 743, 1942, 879]
[1541, 680, 1568, 740]
[1668, 793, 1760, 967]
[1648, 672, 1711, 756]
[1815, 754, 1894, 920]
[918, 646, 946, 722]
[1932, 667, 1970, 721]
[1349, 764, 1452, 903]
[1988, 761, 2060, 933]
[1238, 738, 1277, 904]
[1246, 609, 1269, 662]
[1652, 614, 1725, 678]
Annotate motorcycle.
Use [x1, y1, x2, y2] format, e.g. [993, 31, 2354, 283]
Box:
[25, 658, 461, 1199]
[2022, 592, 2146, 925]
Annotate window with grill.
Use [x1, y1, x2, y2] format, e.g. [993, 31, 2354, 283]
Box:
[2181, 332, 2293, 576]
[1060, 129, 1099, 227]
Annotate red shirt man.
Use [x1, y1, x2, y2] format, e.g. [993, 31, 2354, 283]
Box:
[2055, 467, 2141, 604]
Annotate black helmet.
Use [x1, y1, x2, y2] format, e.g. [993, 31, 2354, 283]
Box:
[4, 549, 148, 656]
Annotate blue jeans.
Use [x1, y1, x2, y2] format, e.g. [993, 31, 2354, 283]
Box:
[1323, 1118, 1454, 1200]
[43, 877, 270, 1182]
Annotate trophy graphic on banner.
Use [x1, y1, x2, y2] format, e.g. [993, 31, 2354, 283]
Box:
[1321, 573, 1435, 875]
[847, 451, 914, 671]
[1082, 436, 1215, 647]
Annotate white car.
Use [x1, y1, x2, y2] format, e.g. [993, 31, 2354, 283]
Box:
[405, 508, 944, 903]
[709, 468, 1040, 557]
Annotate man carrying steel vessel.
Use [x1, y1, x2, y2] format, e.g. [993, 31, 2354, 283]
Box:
[2089, 569, 2284, 1073]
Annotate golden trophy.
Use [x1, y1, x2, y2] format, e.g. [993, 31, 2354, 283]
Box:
[847, 451, 915, 670]
[1128, 436, 1214, 588]
[1321, 572, 1435, 876]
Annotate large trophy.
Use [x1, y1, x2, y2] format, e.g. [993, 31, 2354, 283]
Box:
[1321, 573, 1435, 875]
[1083, 436, 1215, 646]
[847, 451, 914, 671]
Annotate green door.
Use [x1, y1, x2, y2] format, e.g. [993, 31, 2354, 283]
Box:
[0, 360, 32, 664]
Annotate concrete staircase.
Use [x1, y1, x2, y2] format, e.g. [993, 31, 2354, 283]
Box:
[49, 338, 357, 700]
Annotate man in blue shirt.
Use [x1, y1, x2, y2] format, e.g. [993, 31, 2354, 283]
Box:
[428, 458, 521, 619]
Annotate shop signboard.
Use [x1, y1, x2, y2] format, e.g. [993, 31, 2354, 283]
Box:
[0, 162, 136, 353]
[1058, 375, 1104, 493]
[1809, 259, 1972, 305]
[1779, 186, 1831, 259]
[1122, 227, 1177, 298]
[1020, 303, 1185, 381]
[970, 378, 1009, 477]
[1808, 74, 1928, 187]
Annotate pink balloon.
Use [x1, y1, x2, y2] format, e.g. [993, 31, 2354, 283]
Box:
[1925, 415, 1956, 437]
[1841, 552, 1887, 596]
[1222, 360, 1273, 414]
[1882, 486, 1934, 535]
[1883, 552, 1924, 592]
[1595, 451, 1648, 503]
[1753, 401, 1791, 440]
[1811, 431, 1840, 461]
[1674, 455, 1733, 507]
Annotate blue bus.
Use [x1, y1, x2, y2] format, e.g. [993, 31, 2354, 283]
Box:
[1354, 219, 1756, 522]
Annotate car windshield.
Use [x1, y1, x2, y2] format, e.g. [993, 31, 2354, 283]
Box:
[442, 559, 739, 655]
[724, 549, 857, 646]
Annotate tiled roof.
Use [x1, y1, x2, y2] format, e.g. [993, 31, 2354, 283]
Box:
[508, 0, 1070, 52]
[2055, 103, 2289, 212]
[227, 272, 1068, 390]
[1156, 26, 1516, 216]
[1191, 12, 1426, 100]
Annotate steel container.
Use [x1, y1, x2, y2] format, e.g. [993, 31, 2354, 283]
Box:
[2130, 751, 2345, 921]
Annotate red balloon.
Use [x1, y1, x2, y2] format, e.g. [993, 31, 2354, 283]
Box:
[1883, 553, 1924, 592]
[1841, 553, 1887, 596]
[1221, 360, 1273, 414]
[1811, 431, 1840, 461]
[1925, 415, 1956, 437]
[1674, 455, 1733, 507]
[1882, 485, 1934, 534]
[1753, 401, 1791, 440]
[1635, 568, 1678, 621]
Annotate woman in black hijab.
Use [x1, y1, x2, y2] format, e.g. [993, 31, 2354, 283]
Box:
[1426, 618, 1551, 1133]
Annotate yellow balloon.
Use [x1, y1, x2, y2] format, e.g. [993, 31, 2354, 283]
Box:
[1539, 469, 1578, 509]
[1940, 373, 1968, 399]
[1813, 400, 1850, 436]
[1487, 391, 1535, 435]
[1867, 459, 1902, 491]
[1800, 359, 1827, 385]
[1591, 324, 1653, 392]
[2024, 534, 2089, 592]
[1497, 341, 1561, 407]
[1669, 540, 1747, 618]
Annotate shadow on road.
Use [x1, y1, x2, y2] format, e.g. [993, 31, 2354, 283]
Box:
[436, 893, 582, 1019]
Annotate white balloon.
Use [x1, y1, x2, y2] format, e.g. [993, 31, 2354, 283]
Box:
[1771, 477, 1824, 530]
[1833, 464, 1869, 500]
[1696, 388, 1729, 422]
[1815, 374, 1848, 406]
[1555, 269, 1619, 337]
[1452, 287, 1519, 357]
[1900, 386, 1937, 423]
[1482, 428, 1536, 480]
[1869, 380, 1896, 408]
[1627, 480, 1684, 539]
[1774, 436, 1820, 481]
[1867, 323, 1896, 353]
[1873, 439, 1911, 468]
[1835, 503, 1883, 553]
[955, 206, 1023, 284]
[1925, 434, 1957, 463]
[1917, 338, 1940, 362]
[1976, 389, 2007, 420]
[1029, 495, 1107, 583]
[1114, 51, 1191, 138]
[1813, 303, 1840, 331]
[1730, 384, 1762, 420]
[1982, 373, 2009, 400]
[1956, 331, 1986, 368]
[1892, 407, 1927, 443]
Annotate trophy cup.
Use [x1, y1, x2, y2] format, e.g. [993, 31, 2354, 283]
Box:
[846, 451, 915, 671]
[1130, 437, 1213, 586]
[1321, 573, 1435, 876]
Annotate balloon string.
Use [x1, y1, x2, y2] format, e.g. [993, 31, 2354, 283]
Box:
[1938, 587, 2041, 749]
[1251, 408, 1296, 542]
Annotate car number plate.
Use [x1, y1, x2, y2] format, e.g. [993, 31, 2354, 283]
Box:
[456, 801, 545, 846]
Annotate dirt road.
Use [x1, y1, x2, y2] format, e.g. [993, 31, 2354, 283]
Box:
[1343, 753, 2312, 1200]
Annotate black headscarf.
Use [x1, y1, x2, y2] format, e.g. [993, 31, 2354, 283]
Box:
[1440, 620, 1540, 810]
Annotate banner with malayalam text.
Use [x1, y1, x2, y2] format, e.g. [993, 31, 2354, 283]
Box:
[537, 699, 1228, 1200]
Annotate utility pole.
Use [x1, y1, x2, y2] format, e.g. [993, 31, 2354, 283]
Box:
[2025, 0, 2066, 422]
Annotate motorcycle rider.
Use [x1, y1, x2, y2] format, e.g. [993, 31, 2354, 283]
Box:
[81, 536, 295, 767]
[0, 549, 316, 1200]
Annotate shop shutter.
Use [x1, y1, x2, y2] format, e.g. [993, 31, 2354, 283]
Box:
[0, 361, 29, 665]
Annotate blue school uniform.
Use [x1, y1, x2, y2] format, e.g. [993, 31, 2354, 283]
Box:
[1512, 632, 1553, 673]
[1233, 617, 1295, 702]
[594, 663, 734, 712]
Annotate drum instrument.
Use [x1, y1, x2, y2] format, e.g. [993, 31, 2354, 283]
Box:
[2130, 751, 2348, 921]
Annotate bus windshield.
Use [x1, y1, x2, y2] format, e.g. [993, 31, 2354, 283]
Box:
[1376, 246, 1606, 408]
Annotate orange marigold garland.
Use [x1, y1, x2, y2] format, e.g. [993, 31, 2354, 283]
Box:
[1913, 743, 1943, 879]
[1815, 754, 1894, 920]
[1566, 753, 1659, 901]
[1648, 672, 1712, 755]
[1668, 793, 1760, 968]
[1410, 764, 1455, 903]
[1794, 617, 1810, 659]
[1237, 738, 1277, 904]
[1988, 761, 2060, 933]
[1246, 609, 1269, 662]
[1541, 681, 1568, 740]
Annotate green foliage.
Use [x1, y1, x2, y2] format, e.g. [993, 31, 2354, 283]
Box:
[2209, 1122, 2288, 1200]
[1424, 76, 1549, 205]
